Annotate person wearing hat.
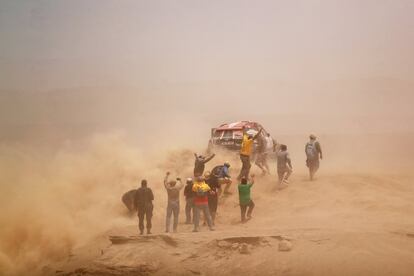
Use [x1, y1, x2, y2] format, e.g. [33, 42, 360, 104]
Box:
[193, 153, 216, 177]
[192, 176, 214, 232]
[164, 172, 184, 233]
[134, 179, 154, 235]
[211, 162, 232, 195]
[183, 177, 195, 224]
[305, 134, 323, 180]
[238, 127, 263, 181]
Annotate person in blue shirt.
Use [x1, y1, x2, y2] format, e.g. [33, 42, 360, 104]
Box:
[212, 162, 232, 195]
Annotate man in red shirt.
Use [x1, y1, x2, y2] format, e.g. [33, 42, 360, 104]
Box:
[192, 176, 214, 232]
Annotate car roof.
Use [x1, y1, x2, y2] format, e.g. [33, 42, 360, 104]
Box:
[216, 121, 258, 131]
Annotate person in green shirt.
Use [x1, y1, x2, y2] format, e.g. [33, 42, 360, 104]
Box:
[238, 174, 255, 223]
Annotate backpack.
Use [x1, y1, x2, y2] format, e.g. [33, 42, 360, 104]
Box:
[306, 142, 317, 159]
[211, 165, 224, 178]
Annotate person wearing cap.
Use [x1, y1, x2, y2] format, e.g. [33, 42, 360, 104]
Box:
[212, 162, 232, 195]
[205, 171, 220, 225]
[238, 175, 255, 223]
[192, 176, 214, 232]
[305, 134, 323, 180]
[164, 172, 184, 233]
[134, 179, 154, 235]
[238, 127, 263, 181]
[277, 144, 293, 186]
[193, 153, 216, 177]
[184, 177, 195, 224]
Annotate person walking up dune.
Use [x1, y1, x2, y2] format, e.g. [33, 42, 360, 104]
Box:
[238, 128, 263, 180]
[277, 144, 293, 187]
[254, 134, 268, 176]
[134, 179, 154, 235]
[305, 134, 323, 181]
[164, 172, 184, 233]
[264, 133, 277, 173]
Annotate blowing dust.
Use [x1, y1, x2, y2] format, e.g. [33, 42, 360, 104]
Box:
[1, 126, 414, 275]
[0, 132, 165, 275]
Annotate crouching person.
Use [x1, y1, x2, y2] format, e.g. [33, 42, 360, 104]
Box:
[192, 176, 214, 232]
[212, 162, 232, 195]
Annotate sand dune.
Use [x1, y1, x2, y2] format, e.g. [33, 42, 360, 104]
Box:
[1, 132, 414, 275]
[49, 172, 414, 275]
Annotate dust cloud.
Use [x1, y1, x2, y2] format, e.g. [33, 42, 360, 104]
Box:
[0, 79, 414, 275]
[0, 132, 190, 272]
[1, 110, 414, 275]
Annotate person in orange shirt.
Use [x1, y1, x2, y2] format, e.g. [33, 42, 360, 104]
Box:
[237, 127, 262, 180]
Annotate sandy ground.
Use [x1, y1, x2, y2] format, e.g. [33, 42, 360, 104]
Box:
[48, 171, 414, 276]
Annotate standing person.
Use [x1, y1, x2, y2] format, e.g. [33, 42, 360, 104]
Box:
[305, 134, 323, 181]
[212, 162, 232, 195]
[238, 175, 255, 223]
[164, 172, 184, 233]
[205, 171, 220, 225]
[192, 176, 214, 232]
[254, 135, 268, 176]
[264, 133, 277, 173]
[238, 128, 263, 180]
[184, 177, 194, 224]
[134, 179, 154, 235]
[277, 144, 293, 186]
[194, 153, 216, 177]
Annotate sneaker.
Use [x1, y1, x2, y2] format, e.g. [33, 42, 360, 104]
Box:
[192, 228, 199, 232]
[139, 231, 144, 235]
[209, 227, 215, 231]
[147, 230, 152, 235]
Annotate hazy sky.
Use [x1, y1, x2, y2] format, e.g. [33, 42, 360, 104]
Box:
[0, 0, 413, 91]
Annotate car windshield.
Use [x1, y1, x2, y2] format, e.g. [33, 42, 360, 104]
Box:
[222, 130, 233, 139]
[233, 130, 243, 138]
[213, 131, 223, 138]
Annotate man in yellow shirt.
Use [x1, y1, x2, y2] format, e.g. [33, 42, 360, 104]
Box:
[237, 127, 262, 180]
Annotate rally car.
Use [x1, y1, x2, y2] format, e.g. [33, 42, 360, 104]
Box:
[208, 121, 275, 153]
